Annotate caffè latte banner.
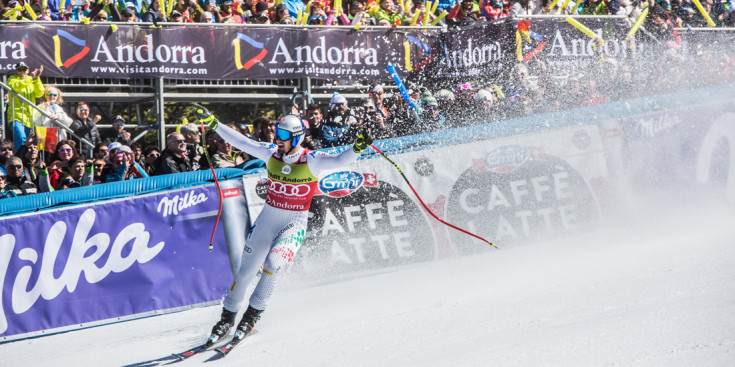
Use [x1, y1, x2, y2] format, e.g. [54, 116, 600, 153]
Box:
[1, 20, 728, 81]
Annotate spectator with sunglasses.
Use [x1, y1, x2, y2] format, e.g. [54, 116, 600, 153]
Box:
[70, 101, 102, 157]
[4, 157, 38, 196]
[91, 159, 107, 184]
[7, 62, 44, 152]
[153, 132, 193, 176]
[142, 146, 161, 176]
[16, 143, 42, 187]
[321, 92, 359, 148]
[34, 86, 74, 141]
[44, 140, 81, 190]
[0, 167, 16, 199]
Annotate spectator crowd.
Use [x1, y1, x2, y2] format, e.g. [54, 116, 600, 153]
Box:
[1, 0, 734, 27]
[2, 0, 735, 199]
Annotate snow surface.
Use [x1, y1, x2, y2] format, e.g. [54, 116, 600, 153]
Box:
[3, 204, 735, 366]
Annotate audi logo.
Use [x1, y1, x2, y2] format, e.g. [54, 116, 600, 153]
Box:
[269, 180, 311, 197]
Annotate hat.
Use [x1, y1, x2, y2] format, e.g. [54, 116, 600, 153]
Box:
[15, 61, 28, 70]
[108, 142, 122, 153]
[223, 0, 233, 4]
[170, 10, 182, 17]
[275, 3, 286, 11]
[113, 115, 125, 124]
[421, 93, 438, 108]
[329, 92, 348, 110]
[475, 89, 493, 102]
[255, 1, 268, 13]
[434, 89, 455, 101]
[125, 1, 135, 8]
[117, 145, 132, 154]
[121, 7, 135, 16]
[368, 84, 384, 95]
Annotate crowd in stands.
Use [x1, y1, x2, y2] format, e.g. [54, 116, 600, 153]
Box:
[1, 0, 734, 27]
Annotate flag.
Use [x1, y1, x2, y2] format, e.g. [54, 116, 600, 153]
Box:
[36, 126, 59, 153]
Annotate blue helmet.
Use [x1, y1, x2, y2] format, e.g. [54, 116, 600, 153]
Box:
[275, 114, 306, 147]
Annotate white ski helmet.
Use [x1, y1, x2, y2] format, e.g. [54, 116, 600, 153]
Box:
[275, 114, 306, 147]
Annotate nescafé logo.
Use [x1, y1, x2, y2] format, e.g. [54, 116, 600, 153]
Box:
[52, 30, 90, 68]
[318, 171, 364, 198]
[483, 145, 530, 173]
[233, 33, 267, 70]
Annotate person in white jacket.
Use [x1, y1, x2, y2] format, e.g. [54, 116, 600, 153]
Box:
[34, 86, 73, 141]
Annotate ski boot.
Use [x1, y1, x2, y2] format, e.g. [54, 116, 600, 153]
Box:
[208, 308, 237, 346]
[233, 306, 263, 341]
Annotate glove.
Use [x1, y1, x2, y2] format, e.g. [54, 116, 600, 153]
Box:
[353, 132, 373, 153]
[194, 105, 218, 130]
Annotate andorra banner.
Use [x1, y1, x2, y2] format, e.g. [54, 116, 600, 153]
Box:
[0, 184, 232, 340]
[0, 24, 438, 81]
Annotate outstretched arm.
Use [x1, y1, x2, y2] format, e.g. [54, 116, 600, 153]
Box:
[212, 123, 275, 163]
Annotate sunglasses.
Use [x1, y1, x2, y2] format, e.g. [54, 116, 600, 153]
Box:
[173, 140, 186, 144]
[425, 106, 438, 111]
[0, 176, 5, 181]
[0, 147, 11, 152]
[204, 17, 213, 20]
[95, 16, 108, 20]
[58, 148, 73, 153]
[7, 165, 22, 169]
[78, 108, 89, 112]
[93, 164, 104, 168]
[47, 93, 58, 97]
[147, 153, 160, 158]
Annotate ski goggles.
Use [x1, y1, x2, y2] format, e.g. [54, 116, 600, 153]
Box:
[275, 128, 293, 142]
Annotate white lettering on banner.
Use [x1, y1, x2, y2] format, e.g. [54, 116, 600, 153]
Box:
[157, 190, 208, 217]
[329, 232, 415, 264]
[0, 41, 25, 59]
[320, 200, 407, 236]
[439, 39, 502, 68]
[696, 112, 735, 202]
[91, 35, 206, 64]
[634, 114, 682, 138]
[548, 30, 627, 59]
[269, 37, 378, 66]
[458, 172, 578, 239]
[0, 209, 165, 334]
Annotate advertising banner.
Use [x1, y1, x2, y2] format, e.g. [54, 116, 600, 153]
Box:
[620, 99, 735, 202]
[0, 183, 234, 340]
[0, 24, 437, 81]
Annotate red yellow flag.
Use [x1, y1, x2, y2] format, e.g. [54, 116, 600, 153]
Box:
[36, 126, 59, 153]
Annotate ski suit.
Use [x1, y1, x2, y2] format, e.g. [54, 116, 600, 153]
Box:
[215, 124, 361, 312]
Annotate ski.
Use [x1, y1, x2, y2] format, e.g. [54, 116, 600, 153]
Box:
[213, 329, 258, 358]
[172, 332, 224, 360]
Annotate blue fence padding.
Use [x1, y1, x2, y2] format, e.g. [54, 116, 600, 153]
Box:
[0, 162, 266, 217]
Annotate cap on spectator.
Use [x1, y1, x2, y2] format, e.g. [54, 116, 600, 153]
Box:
[275, 3, 286, 11]
[329, 92, 348, 110]
[121, 7, 135, 16]
[255, 1, 268, 13]
[368, 84, 384, 95]
[15, 61, 29, 71]
[113, 115, 125, 124]
[475, 89, 494, 102]
[223, 0, 233, 5]
[421, 93, 438, 108]
[108, 142, 122, 154]
[434, 89, 456, 101]
[125, 1, 136, 8]
[171, 10, 182, 17]
[456, 83, 473, 94]
[117, 145, 132, 154]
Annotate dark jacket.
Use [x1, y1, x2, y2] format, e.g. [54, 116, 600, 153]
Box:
[153, 149, 192, 176]
[70, 117, 102, 156]
[5, 175, 38, 196]
[321, 109, 359, 148]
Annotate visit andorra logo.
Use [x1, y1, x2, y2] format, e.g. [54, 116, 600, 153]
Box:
[232, 32, 267, 71]
[52, 29, 90, 69]
[403, 35, 432, 72]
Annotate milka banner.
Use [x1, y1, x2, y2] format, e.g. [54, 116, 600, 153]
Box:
[0, 183, 234, 340]
[0, 24, 437, 81]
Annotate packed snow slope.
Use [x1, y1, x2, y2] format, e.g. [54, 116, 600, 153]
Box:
[2, 201, 734, 367]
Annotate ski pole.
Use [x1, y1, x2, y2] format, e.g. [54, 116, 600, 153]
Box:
[192, 103, 224, 252]
[370, 144, 497, 249]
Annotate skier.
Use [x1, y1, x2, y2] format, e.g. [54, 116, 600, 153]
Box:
[196, 108, 373, 346]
